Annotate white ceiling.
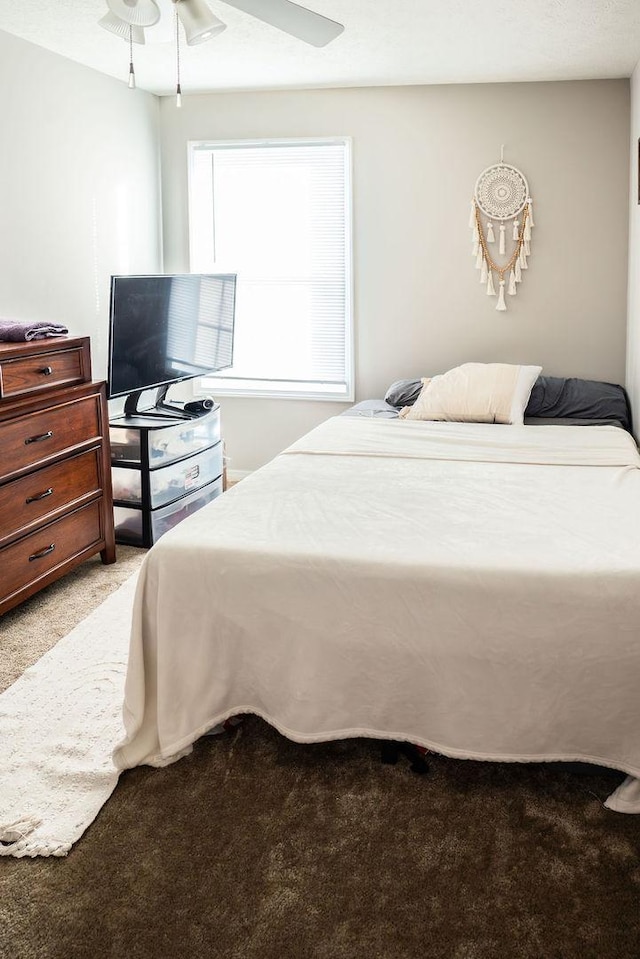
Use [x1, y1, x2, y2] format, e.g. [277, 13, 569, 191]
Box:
[1, 0, 640, 97]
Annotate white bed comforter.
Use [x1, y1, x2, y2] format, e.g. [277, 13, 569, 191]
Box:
[113, 418, 640, 812]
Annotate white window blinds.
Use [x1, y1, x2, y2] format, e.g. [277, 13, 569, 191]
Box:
[188, 139, 353, 400]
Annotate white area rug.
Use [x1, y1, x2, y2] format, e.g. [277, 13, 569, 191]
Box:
[0, 574, 138, 858]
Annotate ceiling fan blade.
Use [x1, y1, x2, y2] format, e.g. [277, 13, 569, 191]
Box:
[218, 0, 344, 47]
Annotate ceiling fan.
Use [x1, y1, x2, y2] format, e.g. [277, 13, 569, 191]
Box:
[100, 0, 345, 48]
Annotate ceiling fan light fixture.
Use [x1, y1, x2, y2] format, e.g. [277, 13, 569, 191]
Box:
[106, 0, 160, 28]
[99, 12, 146, 44]
[175, 0, 227, 46]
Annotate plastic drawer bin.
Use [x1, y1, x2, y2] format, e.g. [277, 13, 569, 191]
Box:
[112, 442, 224, 509]
[113, 476, 223, 547]
[111, 466, 142, 505]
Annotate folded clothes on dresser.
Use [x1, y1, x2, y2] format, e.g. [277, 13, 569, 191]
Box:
[0, 319, 69, 342]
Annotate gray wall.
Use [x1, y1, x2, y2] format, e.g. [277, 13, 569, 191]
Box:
[159, 79, 630, 471]
[0, 29, 162, 381]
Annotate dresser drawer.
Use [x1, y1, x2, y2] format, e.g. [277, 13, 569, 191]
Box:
[0, 501, 102, 605]
[0, 394, 101, 482]
[0, 345, 87, 399]
[0, 448, 101, 545]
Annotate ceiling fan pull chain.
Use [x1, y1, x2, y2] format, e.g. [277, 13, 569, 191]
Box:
[175, 3, 182, 107]
[128, 24, 136, 89]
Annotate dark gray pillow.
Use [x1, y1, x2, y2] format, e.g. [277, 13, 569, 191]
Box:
[525, 376, 631, 433]
[384, 378, 423, 408]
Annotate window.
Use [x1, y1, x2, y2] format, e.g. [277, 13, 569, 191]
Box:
[188, 138, 353, 401]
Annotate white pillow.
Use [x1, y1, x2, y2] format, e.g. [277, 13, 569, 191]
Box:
[399, 363, 542, 425]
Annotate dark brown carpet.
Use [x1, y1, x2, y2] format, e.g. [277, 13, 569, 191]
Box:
[2, 553, 640, 959]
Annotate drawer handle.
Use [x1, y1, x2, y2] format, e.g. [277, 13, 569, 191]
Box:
[24, 430, 53, 445]
[26, 487, 54, 504]
[29, 543, 55, 562]
[40, 366, 53, 376]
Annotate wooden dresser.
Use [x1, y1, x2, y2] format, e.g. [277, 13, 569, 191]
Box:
[0, 336, 116, 616]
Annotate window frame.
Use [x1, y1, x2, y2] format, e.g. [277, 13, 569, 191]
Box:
[187, 136, 354, 402]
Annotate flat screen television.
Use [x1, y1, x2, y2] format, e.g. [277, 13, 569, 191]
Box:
[107, 273, 236, 417]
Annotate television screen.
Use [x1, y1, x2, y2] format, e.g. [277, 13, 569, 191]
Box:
[107, 274, 236, 400]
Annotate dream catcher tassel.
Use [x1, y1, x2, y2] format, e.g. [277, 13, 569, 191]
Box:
[472, 221, 480, 243]
[514, 258, 522, 283]
[472, 239, 479, 256]
[527, 199, 535, 227]
[480, 258, 488, 284]
[475, 247, 484, 269]
[498, 224, 506, 255]
[496, 279, 507, 311]
[524, 239, 531, 256]
[468, 200, 476, 229]
[524, 217, 532, 242]
[512, 219, 520, 241]
[519, 247, 528, 269]
[486, 221, 495, 243]
[508, 270, 517, 295]
[486, 271, 496, 296]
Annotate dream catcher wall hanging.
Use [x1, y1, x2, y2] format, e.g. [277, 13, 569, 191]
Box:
[469, 150, 534, 312]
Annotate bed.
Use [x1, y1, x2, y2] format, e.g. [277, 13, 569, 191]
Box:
[113, 370, 640, 814]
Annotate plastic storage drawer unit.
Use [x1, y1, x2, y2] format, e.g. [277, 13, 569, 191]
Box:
[109, 403, 224, 547]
